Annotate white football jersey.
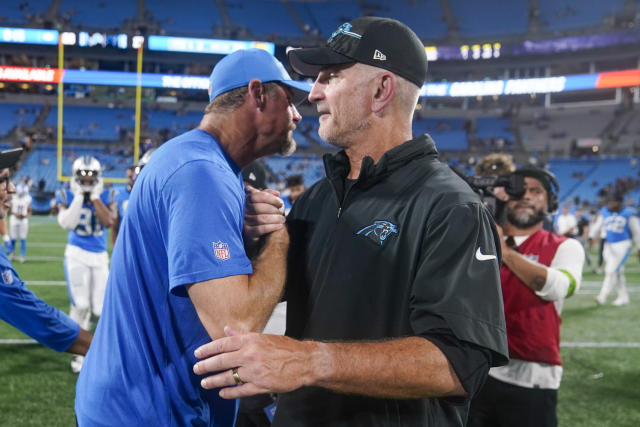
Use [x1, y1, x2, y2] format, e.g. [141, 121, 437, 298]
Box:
[10, 194, 32, 217]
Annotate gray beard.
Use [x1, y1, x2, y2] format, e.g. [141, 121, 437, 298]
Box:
[279, 137, 296, 157]
[507, 208, 546, 229]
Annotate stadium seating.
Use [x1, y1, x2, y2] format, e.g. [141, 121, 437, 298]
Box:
[519, 106, 615, 154]
[413, 118, 468, 151]
[288, 0, 362, 38]
[364, 1, 447, 40]
[538, 0, 627, 32]
[264, 154, 325, 188]
[476, 117, 514, 142]
[0, 0, 44, 25]
[0, 104, 42, 137]
[45, 106, 134, 142]
[225, 0, 303, 39]
[15, 144, 132, 193]
[143, 109, 202, 137]
[147, 0, 220, 36]
[449, 0, 528, 37]
[59, 0, 137, 30]
[549, 156, 640, 204]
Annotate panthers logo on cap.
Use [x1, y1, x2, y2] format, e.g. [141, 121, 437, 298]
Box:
[328, 22, 361, 43]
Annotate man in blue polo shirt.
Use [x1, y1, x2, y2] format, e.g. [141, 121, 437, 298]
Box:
[75, 49, 307, 426]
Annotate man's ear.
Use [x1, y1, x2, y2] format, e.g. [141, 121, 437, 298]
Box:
[371, 72, 396, 114]
[247, 79, 265, 110]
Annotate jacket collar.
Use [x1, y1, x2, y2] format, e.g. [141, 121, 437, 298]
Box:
[323, 134, 438, 189]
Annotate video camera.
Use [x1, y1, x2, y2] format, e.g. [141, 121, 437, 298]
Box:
[452, 169, 526, 225]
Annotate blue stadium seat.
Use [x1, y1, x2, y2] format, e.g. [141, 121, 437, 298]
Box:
[264, 154, 325, 188]
[369, 1, 447, 40]
[449, 0, 528, 37]
[46, 106, 134, 142]
[549, 157, 639, 204]
[16, 145, 133, 193]
[476, 117, 514, 141]
[0, 0, 45, 25]
[147, 0, 220, 36]
[59, 0, 137, 29]
[538, 0, 626, 32]
[413, 117, 468, 151]
[144, 109, 202, 137]
[0, 104, 42, 137]
[225, 0, 303, 39]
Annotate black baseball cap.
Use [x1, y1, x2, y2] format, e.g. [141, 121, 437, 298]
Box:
[288, 17, 428, 88]
[0, 148, 23, 169]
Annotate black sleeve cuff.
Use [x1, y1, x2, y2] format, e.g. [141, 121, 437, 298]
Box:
[422, 330, 493, 400]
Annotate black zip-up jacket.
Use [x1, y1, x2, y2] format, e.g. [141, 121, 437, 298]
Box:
[274, 135, 508, 427]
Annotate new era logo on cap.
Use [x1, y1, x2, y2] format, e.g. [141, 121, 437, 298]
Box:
[373, 50, 386, 61]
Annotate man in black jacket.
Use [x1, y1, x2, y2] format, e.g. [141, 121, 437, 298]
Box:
[193, 17, 509, 426]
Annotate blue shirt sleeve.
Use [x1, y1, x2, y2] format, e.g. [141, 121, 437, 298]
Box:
[0, 267, 80, 352]
[163, 160, 252, 297]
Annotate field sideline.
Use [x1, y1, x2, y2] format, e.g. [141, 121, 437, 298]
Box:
[1, 216, 639, 426]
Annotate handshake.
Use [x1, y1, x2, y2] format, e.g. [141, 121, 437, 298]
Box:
[71, 177, 104, 202]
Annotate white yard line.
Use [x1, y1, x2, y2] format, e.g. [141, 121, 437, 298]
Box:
[27, 242, 66, 247]
[18, 256, 64, 261]
[0, 339, 37, 345]
[24, 281, 66, 286]
[561, 342, 640, 348]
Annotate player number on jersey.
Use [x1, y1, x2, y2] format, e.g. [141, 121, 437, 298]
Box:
[604, 216, 626, 234]
[76, 207, 103, 236]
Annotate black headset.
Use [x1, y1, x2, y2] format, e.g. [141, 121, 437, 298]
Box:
[514, 167, 559, 214]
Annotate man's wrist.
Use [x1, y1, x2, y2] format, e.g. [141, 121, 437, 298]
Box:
[501, 246, 515, 265]
[266, 226, 289, 246]
[308, 341, 334, 388]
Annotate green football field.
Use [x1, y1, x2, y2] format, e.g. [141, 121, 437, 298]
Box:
[1, 216, 639, 426]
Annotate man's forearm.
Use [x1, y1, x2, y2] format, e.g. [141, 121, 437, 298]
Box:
[195, 334, 466, 399]
[311, 336, 465, 399]
[243, 228, 289, 332]
[502, 246, 548, 291]
[188, 227, 290, 339]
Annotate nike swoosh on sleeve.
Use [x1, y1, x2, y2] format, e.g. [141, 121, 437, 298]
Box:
[475, 247, 497, 261]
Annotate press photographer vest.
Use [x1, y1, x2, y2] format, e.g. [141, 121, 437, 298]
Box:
[500, 229, 567, 366]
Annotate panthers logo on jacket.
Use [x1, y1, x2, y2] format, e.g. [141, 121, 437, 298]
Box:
[356, 220, 398, 246]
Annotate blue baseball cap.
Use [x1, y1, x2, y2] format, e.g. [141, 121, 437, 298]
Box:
[208, 48, 311, 103]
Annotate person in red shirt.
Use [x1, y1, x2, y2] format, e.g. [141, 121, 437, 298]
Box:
[469, 167, 585, 427]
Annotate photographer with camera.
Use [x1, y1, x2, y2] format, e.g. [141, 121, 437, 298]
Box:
[468, 167, 585, 427]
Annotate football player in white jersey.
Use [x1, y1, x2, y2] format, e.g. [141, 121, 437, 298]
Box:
[56, 156, 115, 372]
[589, 192, 640, 306]
[8, 181, 32, 263]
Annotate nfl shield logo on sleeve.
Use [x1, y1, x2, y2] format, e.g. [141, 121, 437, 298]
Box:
[213, 241, 230, 260]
